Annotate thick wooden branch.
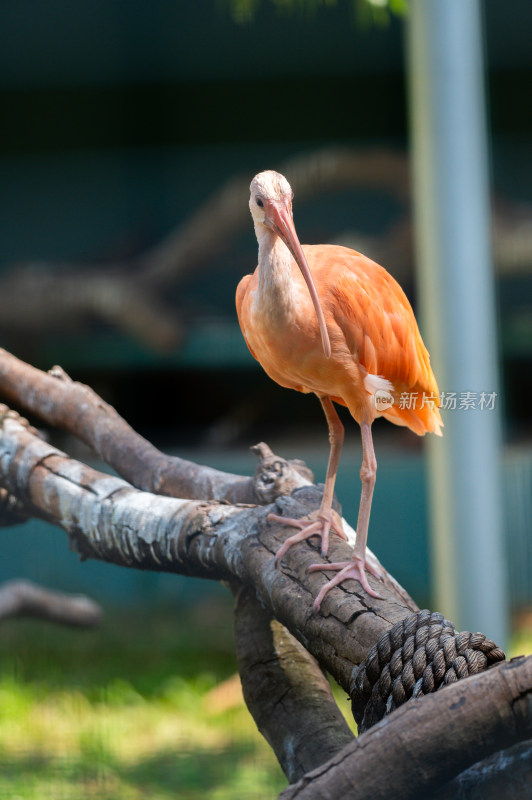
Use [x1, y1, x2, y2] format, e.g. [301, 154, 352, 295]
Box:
[232, 585, 354, 783]
[434, 740, 532, 800]
[0, 402, 416, 695]
[0, 350, 311, 506]
[0, 580, 102, 627]
[278, 656, 532, 800]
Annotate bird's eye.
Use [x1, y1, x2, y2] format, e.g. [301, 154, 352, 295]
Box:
[256, 197, 264, 208]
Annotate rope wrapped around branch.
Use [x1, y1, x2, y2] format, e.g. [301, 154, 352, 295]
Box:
[350, 609, 506, 732]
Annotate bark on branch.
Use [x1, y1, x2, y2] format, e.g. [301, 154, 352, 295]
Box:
[0, 348, 311, 505]
[279, 656, 532, 800]
[434, 740, 532, 800]
[232, 584, 354, 783]
[0, 400, 416, 695]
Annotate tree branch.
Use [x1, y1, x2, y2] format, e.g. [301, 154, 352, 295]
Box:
[0, 266, 181, 350]
[0, 349, 310, 505]
[0, 401, 416, 695]
[433, 740, 532, 800]
[232, 584, 354, 783]
[278, 656, 532, 800]
[0, 580, 102, 627]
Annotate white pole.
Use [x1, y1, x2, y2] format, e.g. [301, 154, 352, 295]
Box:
[407, 0, 508, 645]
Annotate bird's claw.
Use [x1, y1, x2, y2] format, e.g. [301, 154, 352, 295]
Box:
[308, 556, 384, 612]
[269, 508, 347, 565]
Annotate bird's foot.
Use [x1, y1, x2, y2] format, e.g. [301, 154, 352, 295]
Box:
[308, 556, 384, 612]
[269, 507, 347, 565]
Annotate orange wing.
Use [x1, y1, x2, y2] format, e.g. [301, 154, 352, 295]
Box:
[235, 272, 258, 361]
[305, 245, 443, 436]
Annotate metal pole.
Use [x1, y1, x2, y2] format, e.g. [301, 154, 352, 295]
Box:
[407, 0, 508, 645]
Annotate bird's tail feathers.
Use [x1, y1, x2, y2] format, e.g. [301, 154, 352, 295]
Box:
[383, 401, 444, 437]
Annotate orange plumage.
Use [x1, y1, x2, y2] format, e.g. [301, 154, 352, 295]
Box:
[237, 243, 442, 436]
[237, 170, 442, 611]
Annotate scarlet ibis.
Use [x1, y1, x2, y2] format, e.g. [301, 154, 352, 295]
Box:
[236, 170, 442, 611]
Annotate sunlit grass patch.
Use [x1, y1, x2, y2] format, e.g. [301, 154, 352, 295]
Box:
[0, 596, 527, 799]
[0, 601, 286, 799]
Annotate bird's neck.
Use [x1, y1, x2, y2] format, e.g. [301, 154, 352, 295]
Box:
[256, 227, 297, 317]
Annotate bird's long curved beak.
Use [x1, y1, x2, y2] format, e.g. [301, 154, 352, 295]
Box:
[269, 201, 331, 359]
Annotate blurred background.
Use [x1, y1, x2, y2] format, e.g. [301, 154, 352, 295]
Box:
[0, 1, 531, 798]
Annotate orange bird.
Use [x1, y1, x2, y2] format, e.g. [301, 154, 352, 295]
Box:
[236, 171, 442, 611]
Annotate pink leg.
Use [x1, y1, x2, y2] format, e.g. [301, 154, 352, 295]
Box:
[308, 421, 383, 611]
[270, 396, 347, 563]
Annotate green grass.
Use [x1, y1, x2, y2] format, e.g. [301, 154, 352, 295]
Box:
[0, 594, 528, 800]
[0, 596, 287, 800]
[510, 631, 532, 662]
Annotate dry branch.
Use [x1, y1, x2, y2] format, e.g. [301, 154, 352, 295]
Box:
[0, 580, 102, 627]
[0, 401, 416, 694]
[0, 349, 311, 505]
[434, 740, 532, 800]
[279, 656, 532, 800]
[232, 585, 354, 783]
[0, 265, 181, 350]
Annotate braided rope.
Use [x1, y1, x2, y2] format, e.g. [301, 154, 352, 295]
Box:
[350, 609, 506, 732]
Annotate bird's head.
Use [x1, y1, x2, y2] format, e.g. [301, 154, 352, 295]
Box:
[249, 170, 331, 358]
[249, 170, 293, 227]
